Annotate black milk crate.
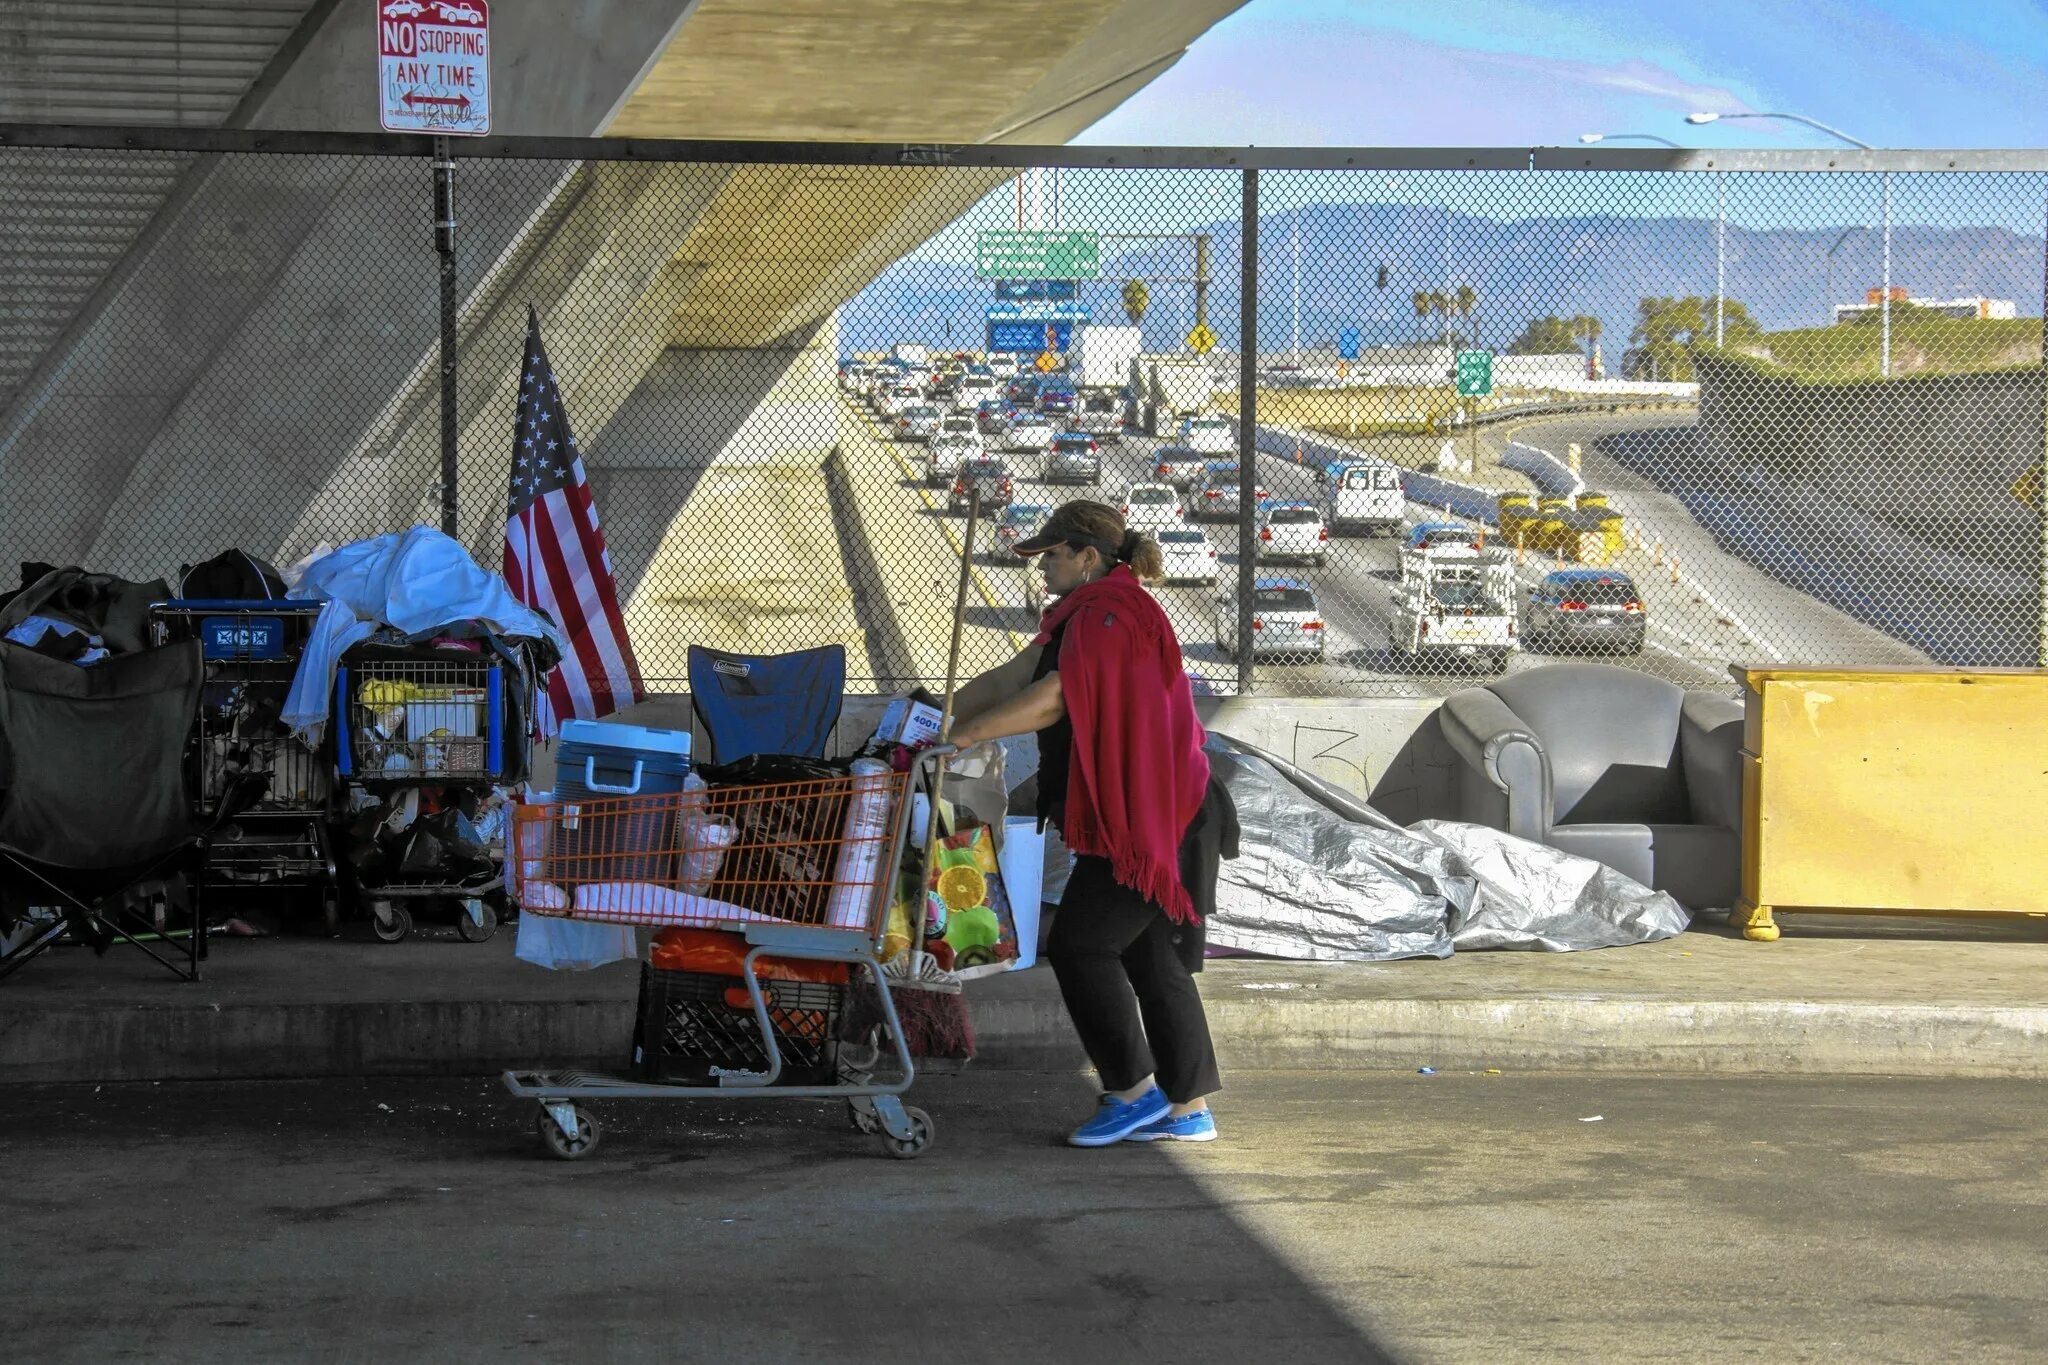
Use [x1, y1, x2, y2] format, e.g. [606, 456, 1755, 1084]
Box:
[630, 963, 843, 1086]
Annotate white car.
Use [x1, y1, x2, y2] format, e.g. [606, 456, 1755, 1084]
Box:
[876, 384, 922, 418]
[1155, 527, 1219, 585]
[1004, 415, 1055, 454]
[1178, 415, 1235, 454]
[1256, 501, 1329, 565]
[937, 413, 981, 446]
[1123, 482, 1185, 531]
[384, 0, 426, 14]
[436, 1, 483, 22]
[926, 433, 976, 487]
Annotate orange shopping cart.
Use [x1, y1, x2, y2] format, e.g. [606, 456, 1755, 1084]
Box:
[501, 753, 938, 1161]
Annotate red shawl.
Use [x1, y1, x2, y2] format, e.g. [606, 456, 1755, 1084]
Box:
[1033, 566, 1210, 923]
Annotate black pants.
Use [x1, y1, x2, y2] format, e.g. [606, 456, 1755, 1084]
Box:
[1047, 854, 1222, 1105]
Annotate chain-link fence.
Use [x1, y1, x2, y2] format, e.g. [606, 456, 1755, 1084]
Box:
[3, 127, 2044, 697]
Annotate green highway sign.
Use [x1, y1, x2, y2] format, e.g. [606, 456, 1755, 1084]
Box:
[976, 230, 1101, 280]
[1455, 348, 1494, 397]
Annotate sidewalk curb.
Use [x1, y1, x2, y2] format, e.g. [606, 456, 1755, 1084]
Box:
[10, 985, 2047, 1084]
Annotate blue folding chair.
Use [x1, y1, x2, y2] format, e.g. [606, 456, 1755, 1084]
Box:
[686, 644, 845, 764]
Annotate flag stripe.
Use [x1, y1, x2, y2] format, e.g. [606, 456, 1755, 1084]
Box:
[500, 310, 643, 732]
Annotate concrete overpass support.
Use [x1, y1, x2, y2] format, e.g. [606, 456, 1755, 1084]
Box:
[0, 1, 699, 575]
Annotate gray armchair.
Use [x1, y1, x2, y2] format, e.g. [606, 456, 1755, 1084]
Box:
[1441, 663, 1743, 909]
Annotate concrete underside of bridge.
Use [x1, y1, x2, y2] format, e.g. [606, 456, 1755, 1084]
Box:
[0, 1, 1246, 687]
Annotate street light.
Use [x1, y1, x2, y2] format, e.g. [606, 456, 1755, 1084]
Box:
[1824, 225, 1870, 326]
[1578, 132, 1683, 148]
[1689, 110, 1891, 374]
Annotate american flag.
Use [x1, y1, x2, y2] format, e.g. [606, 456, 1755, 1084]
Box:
[503, 307, 644, 731]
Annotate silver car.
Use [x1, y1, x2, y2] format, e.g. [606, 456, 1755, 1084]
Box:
[1190, 462, 1269, 522]
[1004, 415, 1055, 454]
[893, 404, 943, 441]
[1149, 445, 1209, 491]
[1215, 578, 1327, 662]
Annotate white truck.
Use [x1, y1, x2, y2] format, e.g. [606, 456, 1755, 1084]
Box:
[890, 342, 930, 367]
[1388, 534, 1519, 673]
[1073, 325, 1143, 390]
[1140, 356, 1216, 437]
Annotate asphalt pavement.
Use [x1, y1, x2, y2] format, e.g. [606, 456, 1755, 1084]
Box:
[10, 1070, 2045, 1362]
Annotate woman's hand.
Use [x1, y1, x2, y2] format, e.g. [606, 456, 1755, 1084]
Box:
[947, 673, 1064, 748]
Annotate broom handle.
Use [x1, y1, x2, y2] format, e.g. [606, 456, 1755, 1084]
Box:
[911, 490, 980, 965]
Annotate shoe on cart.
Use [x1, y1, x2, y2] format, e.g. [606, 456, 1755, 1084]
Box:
[1068, 1087, 1169, 1147]
[1126, 1107, 1218, 1143]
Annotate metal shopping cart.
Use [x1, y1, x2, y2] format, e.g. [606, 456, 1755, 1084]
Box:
[335, 646, 529, 943]
[148, 600, 343, 932]
[501, 757, 935, 1161]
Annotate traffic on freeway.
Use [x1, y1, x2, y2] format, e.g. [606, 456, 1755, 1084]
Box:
[841, 347, 1829, 697]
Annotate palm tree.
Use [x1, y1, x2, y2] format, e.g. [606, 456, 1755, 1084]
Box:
[1121, 278, 1149, 327]
[1454, 284, 1478, 348]
[1412, 290, 1430, 340]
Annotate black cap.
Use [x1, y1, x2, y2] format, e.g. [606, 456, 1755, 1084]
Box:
[1012, 503, 1116, 559]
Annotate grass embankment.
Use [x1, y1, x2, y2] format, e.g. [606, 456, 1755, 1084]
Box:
[1751, 317, 2040, 381]
[1218, 385, 1574, 441]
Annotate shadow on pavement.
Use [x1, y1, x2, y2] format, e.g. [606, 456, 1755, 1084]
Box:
[2, 1068, 1400, 1362]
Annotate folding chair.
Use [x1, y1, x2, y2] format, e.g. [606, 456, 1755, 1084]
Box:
[0, 638, 218, 982]
[686, 644, 845, 764]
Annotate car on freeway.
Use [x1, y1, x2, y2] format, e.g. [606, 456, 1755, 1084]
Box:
[1003, 414, 1056, 455]
[956, 372, 1000, 409]
[1214, 577, 1326, 662]
[1189, 461, 1269, 522]
[925, 375, 962, 409]
[1122, 481, 1185, 531]
[1045, 432, 1102, 485]
[1178, 415, 1235, 454]
[975, 400, 1014, 436]
[996, 501, 1055, 557]
[988, 353, 1020, 379]
[1326, 462, 1405, 537]
[1405, 522, 1481, 552]
[893, 404, 943, 441]
[1256, 501, 1329, 566]
[1006, 375, 1044, 406]
[1526, 569, 1645, 655]
[1037, 383, 1078, 418]
[926, 432, 976, 487]
[1074, 390, 1126, 443]
[1155, 527, 1220, 586]
[936, 412, 981, 445]
[1149, 445, 1209, 491]
[876, 383, 922, 417]
[950, 456, 1015, 514]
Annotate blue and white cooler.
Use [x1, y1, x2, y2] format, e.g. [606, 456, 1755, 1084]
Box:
[552, 720, 694, 883]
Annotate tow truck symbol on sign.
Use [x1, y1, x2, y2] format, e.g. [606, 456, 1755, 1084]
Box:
[435, 1, 485, 22]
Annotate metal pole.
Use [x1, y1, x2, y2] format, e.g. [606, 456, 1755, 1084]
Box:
[1715, 171, 1726, 347]
[433, 136, 458, 538]
[1237, 168, 1258, 697]
[1291, 214, 1301, 368]
[1194, 233, 1211, 331]
[1881, 171, 1893, 377]
[2037, 197, 2048, 666]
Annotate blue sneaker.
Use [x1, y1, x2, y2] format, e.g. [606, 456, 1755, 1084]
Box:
[1127, 1108, 1218, 1143]
[1068, 1088, 1170, 1147]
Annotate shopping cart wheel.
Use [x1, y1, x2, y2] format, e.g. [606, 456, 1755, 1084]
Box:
[879, 1105, 934, 1160]
[847, 1098, 881, 1135]
[369, 902, 412, 944]
[454, 897, 497, 943]
[537, 1104, 600, 1161]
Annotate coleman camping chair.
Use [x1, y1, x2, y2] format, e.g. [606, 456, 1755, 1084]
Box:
[686, 644, 845, 764]
[0, 637, 225, 982]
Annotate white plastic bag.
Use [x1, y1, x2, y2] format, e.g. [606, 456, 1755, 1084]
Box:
[514, 910, 636, 971]
[999, 817, 1046, 971]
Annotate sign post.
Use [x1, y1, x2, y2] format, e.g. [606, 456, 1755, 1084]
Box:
[1454, 349, 1492, 479]
[976, 230, 1100, 280]
[379, 0, 491, 535]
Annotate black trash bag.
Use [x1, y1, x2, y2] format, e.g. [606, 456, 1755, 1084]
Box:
[176, 549, 287, 601]
[695, 754, 852, 924]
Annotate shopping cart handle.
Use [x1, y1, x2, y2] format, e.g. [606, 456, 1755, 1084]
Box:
[921, 743, 959, 763]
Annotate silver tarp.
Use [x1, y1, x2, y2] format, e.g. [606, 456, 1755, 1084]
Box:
[1204, 736, 1690, 960]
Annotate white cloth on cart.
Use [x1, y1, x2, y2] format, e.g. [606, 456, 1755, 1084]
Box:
[279, 527, 565, 743]
[564, 882, 796, 927]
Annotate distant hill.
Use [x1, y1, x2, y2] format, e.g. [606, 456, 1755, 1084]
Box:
[840, 203, 2043, 359]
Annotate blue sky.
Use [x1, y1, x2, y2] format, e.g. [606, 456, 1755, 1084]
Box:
[1079, 0, 2048, 148]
